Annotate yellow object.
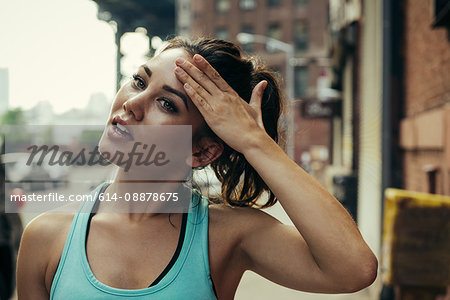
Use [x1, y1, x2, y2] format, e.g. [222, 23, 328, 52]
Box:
[381, 188, 450, 286]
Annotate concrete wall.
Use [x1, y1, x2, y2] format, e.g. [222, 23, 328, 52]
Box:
[357, 0, 383, 298]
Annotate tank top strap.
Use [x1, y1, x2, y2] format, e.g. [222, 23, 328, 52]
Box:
[183, 189, 217, 296]
[191, 189, 212, 275]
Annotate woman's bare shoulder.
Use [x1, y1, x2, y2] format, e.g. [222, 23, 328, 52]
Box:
[17, 202, 83, 297]
[19, 201, 83, 265]
[23, 201, 82, 238]
[20, 209, 78, 264]
[208, 202, 281, 234]
[24, 211, 75, 239]
[207, 202, 284, 283]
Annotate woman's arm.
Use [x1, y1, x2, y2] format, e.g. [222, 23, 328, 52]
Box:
[239, 137, 377, 292]
[17, 215, 52, 300]
[174, 55, 377, 293]
[17, 213, 73, 300]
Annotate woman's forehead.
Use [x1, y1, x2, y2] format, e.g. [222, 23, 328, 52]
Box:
[145, 47, 202, 117]
[150, 48, 192, 66]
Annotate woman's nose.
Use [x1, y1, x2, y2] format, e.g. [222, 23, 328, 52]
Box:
[122, 95, 145, 121]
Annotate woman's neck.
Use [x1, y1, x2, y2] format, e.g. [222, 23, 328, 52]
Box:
[96, 168, 192, 217]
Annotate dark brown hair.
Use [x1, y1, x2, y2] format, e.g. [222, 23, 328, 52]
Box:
[163, 37, 285, 208]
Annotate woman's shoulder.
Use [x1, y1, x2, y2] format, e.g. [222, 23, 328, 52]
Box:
[208, 201, 281, 236]
[24, 198, 84, 234]
[207, 202, 283, 282]
[23, 209, 76, 240]
[20, 204, 80, 261]
[18, 202, 83, 296]
[21, 201, 84, 258]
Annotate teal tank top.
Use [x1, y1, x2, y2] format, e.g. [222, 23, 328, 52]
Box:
[50, 183, 218, 300]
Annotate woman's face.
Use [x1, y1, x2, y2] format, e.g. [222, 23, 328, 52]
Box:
[107, 48, 204, 129]
[99, 48, 207, 171]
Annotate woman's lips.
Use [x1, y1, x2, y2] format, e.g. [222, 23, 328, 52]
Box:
[107, 123, 134, 142]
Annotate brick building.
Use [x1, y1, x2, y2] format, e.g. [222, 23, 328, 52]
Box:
[178, 0, 332, 167]
[398, 0, 450, 195]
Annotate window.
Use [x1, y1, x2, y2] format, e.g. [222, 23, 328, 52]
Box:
[294, 66, 308, 97]
[240, 0, 256, 10]
[215, 28, 229, 40]
[268, 0, 281, 7]
[294, 0, 308, 7]
[266, 24, 282, 52]
[216, 0, 230, 13]
[433, 0, 450, 27]
[267, 24, 282, 40]
[240, 25, 254, 52]
[294, 21, 308, 52]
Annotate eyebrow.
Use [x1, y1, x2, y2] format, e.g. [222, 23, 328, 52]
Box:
[143, 66, 152, 77]
[140, 65, 189, 111]
[163, 85, 189, 111]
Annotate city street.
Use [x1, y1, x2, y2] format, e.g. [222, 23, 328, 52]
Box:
[236, 270, 378, 300]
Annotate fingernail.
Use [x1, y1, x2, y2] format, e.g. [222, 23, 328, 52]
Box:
[194, 55, 202, 63]
[184, 83, 191, 90]
[175, 67, 183, 74]
[176, 58, 185, 65]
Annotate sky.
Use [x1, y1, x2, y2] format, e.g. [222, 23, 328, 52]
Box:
[0, 0, 121, 113]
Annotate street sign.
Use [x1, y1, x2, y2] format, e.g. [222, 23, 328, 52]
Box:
[300, 98, 342, 119]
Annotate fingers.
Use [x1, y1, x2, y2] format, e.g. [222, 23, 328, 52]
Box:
[249, 80, 267, 110]
[175, 57, 219, 96]
[249, 80, 267, 128]
[174, 65, 212, 103]
[191, 54, 232, 92]
[183, 83, 212, 114]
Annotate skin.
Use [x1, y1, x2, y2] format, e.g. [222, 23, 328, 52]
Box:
[16, 48, 378, 300]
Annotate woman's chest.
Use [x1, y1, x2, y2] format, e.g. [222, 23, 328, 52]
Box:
[85, 223, 182, 289]
[47, 207, 243, 296]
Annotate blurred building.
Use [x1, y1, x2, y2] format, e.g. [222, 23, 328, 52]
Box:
[177, 0, 192, 36]
[22, 92, 111, 125]
[92, 0, 176, 90]
[182, 0, 332, 170]
[24, 101, 55, 125]
[326, 0, 449, 298]
[0, 68, 9, 116]
[398, 0, 450, 196]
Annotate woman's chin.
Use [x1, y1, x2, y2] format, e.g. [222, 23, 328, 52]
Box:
[98, 130, 110, 157]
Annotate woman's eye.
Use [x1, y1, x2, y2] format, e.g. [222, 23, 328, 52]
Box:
[158, 98, 178, 113]
[132, 74, 146, 89]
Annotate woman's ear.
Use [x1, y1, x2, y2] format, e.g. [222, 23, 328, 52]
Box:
[190, 136, 224, 168]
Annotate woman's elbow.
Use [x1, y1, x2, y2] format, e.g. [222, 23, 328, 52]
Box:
[344, 254, 378, 293]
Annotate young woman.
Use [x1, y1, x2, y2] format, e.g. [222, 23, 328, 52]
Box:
[16, 37, 377, 300]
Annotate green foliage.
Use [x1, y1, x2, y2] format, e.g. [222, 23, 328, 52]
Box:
[1, 108, 25, 125]
[1, 108, 31, 151]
